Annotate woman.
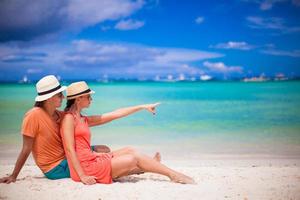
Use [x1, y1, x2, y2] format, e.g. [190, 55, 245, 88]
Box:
[61, 81, 196, 185]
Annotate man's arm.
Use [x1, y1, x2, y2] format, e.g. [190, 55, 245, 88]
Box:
[87, 103, 160, 127]
[0, 135, 33, 184]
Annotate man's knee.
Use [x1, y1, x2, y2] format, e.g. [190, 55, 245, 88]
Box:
[93, 145, 111, 153]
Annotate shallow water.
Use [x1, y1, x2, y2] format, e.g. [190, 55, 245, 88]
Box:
[0, 81, 300, 157]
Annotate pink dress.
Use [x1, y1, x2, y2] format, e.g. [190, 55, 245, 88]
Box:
[62, 113, 113, 184]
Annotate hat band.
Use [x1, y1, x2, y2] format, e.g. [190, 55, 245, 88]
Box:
[67, 89, 91, 98]
[38, 85, 62, 96]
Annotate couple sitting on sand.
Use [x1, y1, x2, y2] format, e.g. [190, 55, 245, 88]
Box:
[0, 75, 195, 185]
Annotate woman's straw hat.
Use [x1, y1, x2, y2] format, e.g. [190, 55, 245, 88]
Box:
[66, 81, 95, 100]
[35, 75, 66, 102]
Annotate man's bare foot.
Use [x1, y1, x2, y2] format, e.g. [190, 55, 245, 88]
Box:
[128, 152, 162, 175]
[170, 172, 196, 185]
[154, 152, 161, 162]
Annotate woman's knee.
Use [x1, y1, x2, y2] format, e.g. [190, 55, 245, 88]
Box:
[124, 146, 137, 155]
[111, 154, 138, 178]
[112, 154, 138, 170]
[126, 154, 138, 168]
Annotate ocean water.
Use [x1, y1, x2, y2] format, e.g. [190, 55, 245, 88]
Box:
[0, 81, 300, 157]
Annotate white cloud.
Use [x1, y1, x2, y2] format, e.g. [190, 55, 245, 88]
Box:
[114, 19, 145, 30]
[0, 0, 145, 41]
[211, 41, 255, 50]
[195, 17, 204, 24]
[247, 16, 284, 29]
[27, 68, 43, 74]
[65, 0, 144, 27]
[260, 49, 300, 57]
[292, 0, 300, 6]
[260, 1, 273, 10]
[259, 0, 286, 10]
[246, 16, 300, 34]
[203, 61, 243, 73]
[101, 26, 111, 31]
[0, 40, 224, 79]
[154, 48, 222, 64]
[264, 43, 276, 48]
[242, 0, 288, 10]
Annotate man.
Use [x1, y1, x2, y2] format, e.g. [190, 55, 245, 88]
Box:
[0, 75, 110, 183]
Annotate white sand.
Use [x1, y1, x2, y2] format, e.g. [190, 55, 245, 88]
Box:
[1, 157, 300, 200]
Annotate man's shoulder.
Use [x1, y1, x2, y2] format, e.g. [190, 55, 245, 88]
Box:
[24, 107, 52, 121]
[22, 107, 45, 127]
[25, 107, 44, 116]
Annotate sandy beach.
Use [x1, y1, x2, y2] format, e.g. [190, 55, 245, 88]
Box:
[1, 82, 300, 200]
[1, 155, 300, 200]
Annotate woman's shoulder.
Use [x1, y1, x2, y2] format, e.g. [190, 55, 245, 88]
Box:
[63, 112, 75, 119]
[60, 113, 75, 126]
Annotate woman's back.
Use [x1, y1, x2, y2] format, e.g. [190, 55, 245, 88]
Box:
[61, 113, 113, 184]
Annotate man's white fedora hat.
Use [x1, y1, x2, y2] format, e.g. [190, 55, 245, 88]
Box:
[35, 75, 67, 102]
[66, 81, 95, 100]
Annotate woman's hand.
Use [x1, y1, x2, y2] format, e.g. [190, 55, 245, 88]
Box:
[80, 174, 97, 185]
[143, 102, 161, 115]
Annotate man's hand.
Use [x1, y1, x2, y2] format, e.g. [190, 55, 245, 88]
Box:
[0, 175, 17, 184]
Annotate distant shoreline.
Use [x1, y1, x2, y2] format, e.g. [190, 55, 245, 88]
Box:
[1, 78, 300, 84]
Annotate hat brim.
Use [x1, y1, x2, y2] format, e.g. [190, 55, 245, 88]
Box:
[35, 86, 67, 102]
[67, 90, 95, 100]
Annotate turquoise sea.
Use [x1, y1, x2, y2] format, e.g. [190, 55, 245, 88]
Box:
[0, 81, 300, 158]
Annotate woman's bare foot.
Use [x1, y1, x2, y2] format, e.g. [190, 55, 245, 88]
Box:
[170, 172, 196, 184]
[128, 152, 162, 175]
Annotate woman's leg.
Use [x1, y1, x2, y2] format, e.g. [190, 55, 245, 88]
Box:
[111, 146, 135, 157]
[128, 152, 161, 175]
[111, 151, 195, 184]
[111, 154, 138, 178]
[111, 147, 161, 175]
[112, 146, 161, 161]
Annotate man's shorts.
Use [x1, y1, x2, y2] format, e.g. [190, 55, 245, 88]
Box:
[44, 146, 96, 180]
[44, 159, 70, 180]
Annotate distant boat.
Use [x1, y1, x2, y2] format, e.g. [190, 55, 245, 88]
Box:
[190, 77, 196, 81]
[200, 75, 212, 81]
[177, 74, 185, 81]
[18, 75, 30, 83]
[243, 76, 268, 82]
[154, 75, 160, 81]
[274, 73, 288, 81]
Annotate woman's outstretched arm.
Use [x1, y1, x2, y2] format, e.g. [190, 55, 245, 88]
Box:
[87, 102, 160, 127]
[61, 114, 96, 185]
[0, 135, 33, 184]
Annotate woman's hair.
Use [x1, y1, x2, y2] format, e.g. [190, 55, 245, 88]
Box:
[34, 101, 45, 108]
[64, 99, 75, 111]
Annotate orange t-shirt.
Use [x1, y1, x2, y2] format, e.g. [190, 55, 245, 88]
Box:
[21, 107, 65, 173]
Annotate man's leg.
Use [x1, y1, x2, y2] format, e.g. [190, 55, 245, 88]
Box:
[92, 145, 111, 153]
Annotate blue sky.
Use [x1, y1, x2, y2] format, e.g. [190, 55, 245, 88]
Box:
[0, 0, 299, 81]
